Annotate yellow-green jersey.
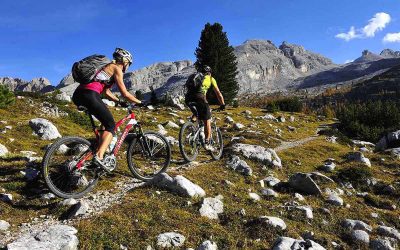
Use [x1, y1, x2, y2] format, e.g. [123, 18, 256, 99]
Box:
[199, 75, 218, 95]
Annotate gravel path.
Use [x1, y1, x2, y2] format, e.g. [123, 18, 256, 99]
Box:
[274, 135, 319, 152]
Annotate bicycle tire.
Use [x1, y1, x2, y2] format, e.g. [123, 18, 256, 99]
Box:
[209, 127, 224, 160]
[179, 121, 199, 162]
[127, 131, 171, 181]
[42, 136, 98, 198]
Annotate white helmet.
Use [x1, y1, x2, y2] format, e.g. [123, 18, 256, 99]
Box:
[113, 48, 133, 65]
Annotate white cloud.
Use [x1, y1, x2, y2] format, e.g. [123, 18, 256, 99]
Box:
[335, 12, 391, 41]
[383, 32, 400, 43]
[363, 12, 391, 37]
[335, 26, 361, 41]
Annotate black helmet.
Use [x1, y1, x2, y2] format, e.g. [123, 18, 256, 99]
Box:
[202, 65, 212, 74]
[113, 48, 133, 65]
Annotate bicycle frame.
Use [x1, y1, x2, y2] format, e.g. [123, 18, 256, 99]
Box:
[75, 108, 139, 170]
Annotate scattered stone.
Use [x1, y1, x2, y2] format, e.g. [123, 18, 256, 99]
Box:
[0, 143, 9, 157]
[149, 173, 206, 198]
[261, 188, 278, 198]
[55, 92, 72, 102]
[178, 119, 185, 125]
[370, 238, 398, 250]
[377, 226, 400, 241]
[289, 116, 295, 122]
[29, 118, 62, 140]
[164, 121, 179, 129]
[249, 192, 261, 202]
[258, 216, 287, 230]
[238, 208, 246, 217]
[351, 230, 370, 244]
[67, 201, 89, 219]
[231, 143, 282, 168]
[342, 219, 372, 232]
[199, 197, 224, 220]
[147, 105, 155, 110]
[156, 232, 185, 248]
[196, 240, 217, 250]
[321, 159, 336, 172]
[272, 237, 326, 250]
[223, 180, 235, 187]
[390, 148, 400, 159]
[326, 136, 337, 143]
[61, 198, 78, 206]
[295, 206, 313, 219]
[233, 123, 245, 130]
[376, 130, 400, 151]
[0, 193, 12, 203]
[261, 176, 281, 187]
[157, 124, 168, 135]
[41, 193, 56, 200]
[294, 193, 305, 201]
[243, 110, 252, 116]
[277, 116, 286, 123]
[226, 155, 252, 176]
[102, 99, 115, 107]
[287, 126, 296, 131]
[288, 172, 333, 195]
[326, 193, 343, 206]
[0, 220, 10, 231]
[225, 116, 234, 124]
[7, 225, 79, 250]
[165, 136, 178, 147]
[371, 212, 379, 218]
[347, 152, 371, 167]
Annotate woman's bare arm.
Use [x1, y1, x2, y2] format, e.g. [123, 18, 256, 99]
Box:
[113, 66, 141, 104]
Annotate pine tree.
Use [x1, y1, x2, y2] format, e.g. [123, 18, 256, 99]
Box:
[195, 23, 239, 104]
[0, 85, 15, 109]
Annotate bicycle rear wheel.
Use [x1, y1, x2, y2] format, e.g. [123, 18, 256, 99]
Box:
[42, 136, 99, 198]
[209, 126, 224, 160]
[179, 121, 199, 162]
[127, 131, 171, 181]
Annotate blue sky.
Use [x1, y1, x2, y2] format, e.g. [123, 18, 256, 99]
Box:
[1, 0, 399, 85]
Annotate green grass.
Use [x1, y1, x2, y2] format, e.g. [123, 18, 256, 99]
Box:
[0, 96, 399, 249]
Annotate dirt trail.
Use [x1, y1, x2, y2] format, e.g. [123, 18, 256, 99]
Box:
[274, 135, 319, 152]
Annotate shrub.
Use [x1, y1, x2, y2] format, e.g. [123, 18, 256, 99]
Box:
[265, 97, 303, 113]
[336, 165, 372, 189]
[336, 100, 400, 142]
[232, 99, 239, 108]
[0, 85, 15, 108]
[67, 109, 93, 129]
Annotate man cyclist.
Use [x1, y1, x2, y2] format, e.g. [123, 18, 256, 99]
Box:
[72, 48, 142, 170]
[185, 65, 225, 151]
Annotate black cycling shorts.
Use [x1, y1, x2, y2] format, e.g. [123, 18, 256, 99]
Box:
[72, 89, 116, 134]
[185, 93, 211, 120]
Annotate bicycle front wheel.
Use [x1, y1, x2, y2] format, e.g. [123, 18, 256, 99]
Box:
[127, 131, 171, 181]
[179, 122, 199, 162]
[42, 136, 99, 199]
[209, 126, 224, 160]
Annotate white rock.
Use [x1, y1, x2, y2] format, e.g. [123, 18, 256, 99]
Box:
[197, 240, 217, 250]
[165, 136, 178, 146]
[7, 225, 79, 250]
[0, 193, 13, 202]
[262, 176, 281, 187]
[272, 237, 326, 250]
[29, 118, 61, 140]
[259, 216, 287, 230]
[0, 220, 10, 231]
[294, 193, 305, 201]
[351, 230, 370, 244]
[150, 173, 205, 198]
[147, 105, 155, 110]
[233, 123, 245, 130]
[342, 219, 372, 232]
[102, 99, 115, 107]
[261, 188, 278, 198]
[0, 143, 9, 157]
[156, 232, 185, 248]
[226, 155, 252, 176]
[377, 226, 400, 241]
[327, 193, 343, 206]
[157, 124, 168, 135]
[61, 198, 78, 206]
[55, 92, 72, 102]
[249, 192, 261, 202]
[67, 201, 89, 219]
[165, 121, 179, 129]
[347, 152, 371, 167]
[224, 116, 234, 124]
[296, 206, 313, 219]
[199, 197, 224, 220]
[41, 193, 56, 200]
[370, 238, 397, 250]
[232, 143, 282, 168]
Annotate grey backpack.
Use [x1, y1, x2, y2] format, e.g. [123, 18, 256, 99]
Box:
[185, 72, 205, 95]
[71, 54, 111, 84]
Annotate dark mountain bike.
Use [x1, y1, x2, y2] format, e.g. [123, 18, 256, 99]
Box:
[179, 103, 223, 162]
[42, 104, 171, 198]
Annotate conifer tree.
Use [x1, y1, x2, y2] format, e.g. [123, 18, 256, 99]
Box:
[195, 23, 239, 104]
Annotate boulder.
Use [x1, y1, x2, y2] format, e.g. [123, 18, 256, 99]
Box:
[67, 201, 89, 219]
[295, 206, 313, 219]
[7, 225, 79, 250]
[225, 116, 234, 124]
[261, 188, 278, 198]
[197, 240, 218, 250]
[102, 99, 115, 107]
[342, 219, 372, 232]
[231, 143, 282, 168]
[226, 155, 253, 176]
[351, 230, 370, 244]
[288, 173, 322, 195]
[376, 130, 400, 151]
[55, 92, 72, 102]
[157, 124, 168, 135]
[326, 193, 343, 206]
[258, 216, 287, 230]
[0, 143, 8, 157]
[261, 176, 281, 187]
[150, 173, 205, 198]
[347, 152, 371, 167]
[199, 197, 224, 220]
[272, 237, 326, 250]
[29, 118, 61, 140]
[249, 192, 261, 202]
[0, 220, 10, 231]
[377, 226, 400, 241]
[156, 232, 185, 248]
[370, 237, 398, 250]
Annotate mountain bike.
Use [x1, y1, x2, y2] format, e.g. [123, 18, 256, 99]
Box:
[42, 104, 171, 198]
[179, 103, 223, 162]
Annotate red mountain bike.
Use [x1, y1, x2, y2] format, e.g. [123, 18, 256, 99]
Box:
[42, 104, 171, 198]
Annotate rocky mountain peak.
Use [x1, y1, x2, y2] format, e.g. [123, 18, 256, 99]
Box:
[0, 77, 54, 93]
[354, 50, 383, 63]
[380, 49, 400, 58]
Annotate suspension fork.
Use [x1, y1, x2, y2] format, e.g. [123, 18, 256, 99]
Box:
[136, 124, 153, 157]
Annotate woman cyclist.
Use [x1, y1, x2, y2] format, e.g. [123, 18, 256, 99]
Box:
[72, 48, 142, 169]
